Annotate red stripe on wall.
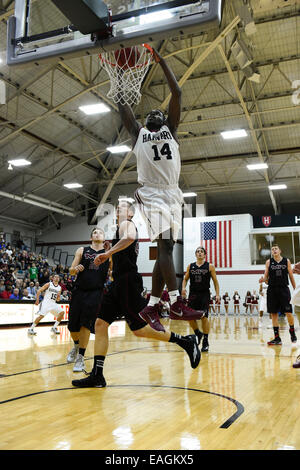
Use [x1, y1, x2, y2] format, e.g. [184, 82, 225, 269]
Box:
[219, 221, 222, 268]
[229, 220, 232, 268]
[224, 220, 227, 268]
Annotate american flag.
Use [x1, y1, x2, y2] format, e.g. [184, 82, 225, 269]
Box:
[200, 220, 232, 268]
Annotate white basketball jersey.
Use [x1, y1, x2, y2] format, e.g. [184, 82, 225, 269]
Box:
[43, 281, 61, 303]
[133, 125, 181, 186]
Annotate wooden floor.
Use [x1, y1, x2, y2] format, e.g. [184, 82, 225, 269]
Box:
[0, 313, 299, 451]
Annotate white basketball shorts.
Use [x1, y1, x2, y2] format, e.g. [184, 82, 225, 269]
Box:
[291, 285, 300, 306]
[134, 184, 183, 242]
[38, 301, 62, 317]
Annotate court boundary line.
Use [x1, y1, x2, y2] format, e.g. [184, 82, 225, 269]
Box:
[0, 384, 244, 429]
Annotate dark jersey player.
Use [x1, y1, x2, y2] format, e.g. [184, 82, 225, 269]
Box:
[72, 201, 201, 388]
[67, 228, 109, 372]
[259, 244, 297, 345]
[182, 247, 220, 352]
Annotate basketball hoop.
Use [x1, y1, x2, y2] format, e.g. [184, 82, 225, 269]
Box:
[99, 44, 153, 106]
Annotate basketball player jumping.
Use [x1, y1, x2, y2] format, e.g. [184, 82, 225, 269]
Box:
[72, 201, 201, 388]
[117, 47, 204, 332]
[181, 246, 220, 352]
[66, 228, 109, 372]
[259, 244, 297, 345]
[28, 274, 63, 335]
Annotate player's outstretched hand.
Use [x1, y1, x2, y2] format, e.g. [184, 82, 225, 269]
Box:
[259, 276, 265, 283]
[104, 240, 111, 252]
[94, 252, 110, 266]
[76, 264, 84, 272]
[293, 262, 300, 274]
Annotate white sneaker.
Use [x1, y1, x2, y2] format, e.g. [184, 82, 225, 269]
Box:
[73, 354, 85, 372]
[67, 346, 79, 363]
[51, 326, 60, 334]
[28, 328, 36, 335]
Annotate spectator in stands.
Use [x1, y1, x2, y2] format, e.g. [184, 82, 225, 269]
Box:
[10, 288, 22, 300]
[0, 280, 5, 293]
[22, 288, 34, 300]
[0, 285, 12, 299]
[28, 281, 37, 297]
[38, 268, 50, 286]
[29, 263, 38, 281]
[6, 244, 13, 257]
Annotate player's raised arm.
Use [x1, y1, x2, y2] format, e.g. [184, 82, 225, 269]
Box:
[117, 101, 141, 147]
[153, 48, 182, 137]
[69, 247, 84, 276]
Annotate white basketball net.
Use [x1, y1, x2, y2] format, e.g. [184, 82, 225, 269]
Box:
[99, 45, 153, 106]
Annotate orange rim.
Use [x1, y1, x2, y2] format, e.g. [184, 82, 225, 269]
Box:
[98, 43, 153, 68]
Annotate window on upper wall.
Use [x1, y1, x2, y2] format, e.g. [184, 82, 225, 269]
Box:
[294, 232, 300, 263]
[250, 233, 272, 265]
[250, 232, 300, 265]
[271, 233, 294, 262]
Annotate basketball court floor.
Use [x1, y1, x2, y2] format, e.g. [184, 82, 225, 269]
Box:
[1, 314, 299, 451]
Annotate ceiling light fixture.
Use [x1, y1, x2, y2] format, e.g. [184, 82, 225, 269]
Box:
[247, 163, 268, 170]
[107, 145, 131, 153]
[8, 158, 31, 167]
[221, 129, 247, 139]
[79, 103, 110, 115]
[268, 184, 287, 190]
[64, 183, 83, 189]
[183, 192, 197, 197]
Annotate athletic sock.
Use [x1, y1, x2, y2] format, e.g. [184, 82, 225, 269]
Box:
[30, 323, 35, 329]
[148, 296, 160, 307]
[169, 290, 180, 305]
[74, 340, 79, 346]
[289, 325, 295, 335]
[169, 332, 188, 349]
[273, 326, 280, 338]
[93, 355, 105, 376]
[79, 348, 86, 357]
[54, 321, 60, 328]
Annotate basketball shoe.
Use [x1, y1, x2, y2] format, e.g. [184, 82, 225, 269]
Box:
[72, 370, 106, 388]
[73, 354, 85, 372]
[181, 335, 201, 369]
[201, 337, 209, 352]
[51, 326, 60, 334]
[267, 337, 282, 346]
[27, 328, 36, 335]
[292, 355, 300, 368]
[67, 345, 79, 363]
[290, 329, 297, 344]
[139, 303, 165, 332]
[169, 296, 206, 321]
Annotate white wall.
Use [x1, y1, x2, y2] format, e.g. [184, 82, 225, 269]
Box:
[183, 214, 265, 302]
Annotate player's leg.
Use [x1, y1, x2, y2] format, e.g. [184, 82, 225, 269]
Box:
[293, 306, 300, 368]
[51, 308, 64, 334]
[67, 291, 81, 362]
[28, 314, 44, 335]
[189, 319, 203, 346]
[286, 312, 297, 343]
[267, 313, 282, 345]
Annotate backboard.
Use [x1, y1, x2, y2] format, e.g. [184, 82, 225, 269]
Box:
[7, 0, 223, 66]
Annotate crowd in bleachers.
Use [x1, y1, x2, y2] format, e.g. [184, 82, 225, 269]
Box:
[0, 235, 75, 301]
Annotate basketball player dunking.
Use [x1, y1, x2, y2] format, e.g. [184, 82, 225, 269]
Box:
[72, 201, 201, 388]
[259, 244, 297, 345]
[117, 47, 204, 331]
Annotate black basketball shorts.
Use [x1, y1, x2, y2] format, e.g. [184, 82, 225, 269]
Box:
[188, 290, 210, 318]
[68, 288, 104, 334]
[267, 286, 293, 314]
[98, 271, 148, 331]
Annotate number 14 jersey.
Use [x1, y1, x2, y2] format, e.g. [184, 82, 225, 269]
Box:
[133, 125, 181, 186]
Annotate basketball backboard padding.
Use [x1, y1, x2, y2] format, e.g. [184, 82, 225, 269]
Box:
[51, 0, 110, 35]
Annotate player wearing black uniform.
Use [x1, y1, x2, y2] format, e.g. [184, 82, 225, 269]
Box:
[259, 244, 297, 345]
[72, 201, 201, 388]
[67, 228, 109, 372]
[181, 247, 220, 352]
